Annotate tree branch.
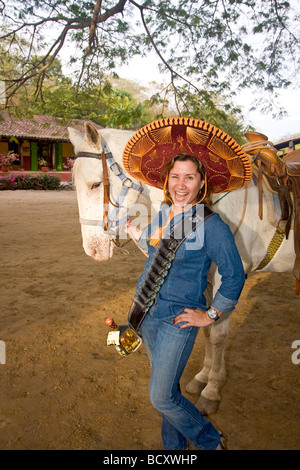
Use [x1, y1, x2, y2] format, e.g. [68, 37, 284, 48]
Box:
[273, 0, 298, 42]
[96, 0, 128, 24]
[1, 0, 299, 112]
[88, 0, 102, 55]
[137, 3, 203, 97]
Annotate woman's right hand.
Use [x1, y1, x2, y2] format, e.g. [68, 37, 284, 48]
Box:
[123, 220, 142, 241]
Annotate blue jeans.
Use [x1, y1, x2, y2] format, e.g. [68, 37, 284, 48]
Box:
[140, 310, 220, 450]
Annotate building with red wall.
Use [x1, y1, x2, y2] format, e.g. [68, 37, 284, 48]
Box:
[0, 113, 102, 171]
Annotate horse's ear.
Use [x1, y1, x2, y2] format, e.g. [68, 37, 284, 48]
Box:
[85, 122, 100, 147]
[68, 127, 82, 144]
[68, 127, 83, 153]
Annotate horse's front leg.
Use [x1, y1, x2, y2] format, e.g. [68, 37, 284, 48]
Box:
[185, 325, 212, 395]
[196, 313, 232, 415]
[186, 312, 231, 415]
[185, 269, 215, 396]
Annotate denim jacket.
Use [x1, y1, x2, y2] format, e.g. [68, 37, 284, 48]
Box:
[137, 203, 245, 318]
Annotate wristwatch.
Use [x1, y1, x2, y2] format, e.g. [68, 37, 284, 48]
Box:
[206, 307, 220, 321]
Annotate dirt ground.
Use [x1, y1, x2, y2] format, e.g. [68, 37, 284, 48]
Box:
[0, 189, 299, 451]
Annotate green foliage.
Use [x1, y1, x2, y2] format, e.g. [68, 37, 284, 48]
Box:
[144, 82, 250, 143]
[0, 0, 298, 116]
[0, 27, 248, 139]
[0, 173, 61, 190]
[166, 85, 248, 143]
[28, 79, 153, 130]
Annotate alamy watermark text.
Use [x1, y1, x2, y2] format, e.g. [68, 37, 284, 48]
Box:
[291, 340, 300, 365]
[0, 80, 5, 105]
[0, 340, 6, 365]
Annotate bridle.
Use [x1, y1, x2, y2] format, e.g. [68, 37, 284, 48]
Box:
[75, 137, 143, 244]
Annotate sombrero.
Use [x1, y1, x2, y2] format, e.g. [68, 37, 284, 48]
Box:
[123, 117, 252, 193]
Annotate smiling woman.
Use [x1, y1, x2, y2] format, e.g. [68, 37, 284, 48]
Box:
[120, 117, 249, 450]
[163, 155, 208, 210]
[169, 161, 202, 206]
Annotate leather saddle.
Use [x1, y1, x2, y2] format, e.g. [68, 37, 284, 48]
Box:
[243, 132, 300, 294]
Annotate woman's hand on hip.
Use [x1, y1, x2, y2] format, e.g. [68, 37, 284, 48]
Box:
[173, 308, 214, 328]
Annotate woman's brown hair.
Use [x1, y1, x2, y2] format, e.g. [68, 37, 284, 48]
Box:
[163, 154, 212, 206]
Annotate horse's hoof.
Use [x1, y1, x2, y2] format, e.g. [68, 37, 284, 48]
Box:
[196, 395, 220, 416]
[185, 378, 206, 395]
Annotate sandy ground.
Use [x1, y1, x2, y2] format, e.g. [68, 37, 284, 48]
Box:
[0, 189, 299, 451]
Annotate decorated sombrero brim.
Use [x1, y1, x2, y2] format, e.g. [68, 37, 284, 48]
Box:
[123, 117, 252, 193]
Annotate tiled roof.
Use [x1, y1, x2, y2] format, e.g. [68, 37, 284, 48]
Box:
[0, 112, 103, 142]
[274, 135, 300, 149]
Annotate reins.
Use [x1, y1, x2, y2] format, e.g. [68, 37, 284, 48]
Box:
[101, 151, 112, 232]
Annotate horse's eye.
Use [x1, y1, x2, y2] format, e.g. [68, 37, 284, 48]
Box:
[91, 182, 101, 190]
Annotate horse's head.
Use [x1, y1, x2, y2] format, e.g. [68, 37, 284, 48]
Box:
[68, 122, 138, 261]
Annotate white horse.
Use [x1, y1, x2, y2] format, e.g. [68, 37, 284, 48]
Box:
[68, 122, 296, 415]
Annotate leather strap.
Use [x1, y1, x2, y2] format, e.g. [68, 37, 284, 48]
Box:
[101, 151, 110, 231]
